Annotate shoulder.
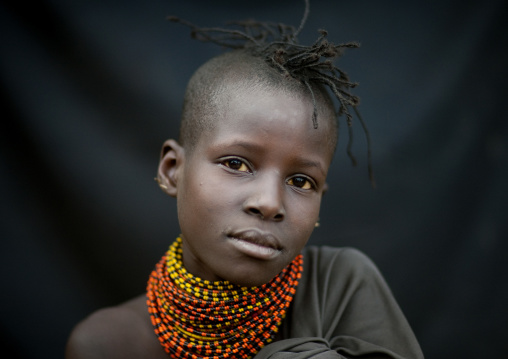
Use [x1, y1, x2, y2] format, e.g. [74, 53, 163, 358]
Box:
[302, 245, 381, 279]
[65, 295, 166, 359]
[287, 247, 423, 358]
[299, 245, 390, 300]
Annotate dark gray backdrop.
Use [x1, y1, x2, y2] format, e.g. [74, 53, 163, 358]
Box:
[1, 0, 507, 358]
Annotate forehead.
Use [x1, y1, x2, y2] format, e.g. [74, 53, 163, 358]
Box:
[194, 84, 335, 166]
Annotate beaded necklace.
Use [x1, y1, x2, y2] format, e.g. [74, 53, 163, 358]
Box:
[146, 237, 303, 359]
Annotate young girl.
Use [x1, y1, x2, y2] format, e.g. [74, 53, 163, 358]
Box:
[66, 2, 423, 358]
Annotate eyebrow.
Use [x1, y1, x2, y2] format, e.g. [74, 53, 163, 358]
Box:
[221, 140, 263, 152]
[214, 140, 327, 176]
[296, 158, 326, 176]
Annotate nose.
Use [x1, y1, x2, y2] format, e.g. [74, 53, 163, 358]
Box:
[243, 172, 285, 221]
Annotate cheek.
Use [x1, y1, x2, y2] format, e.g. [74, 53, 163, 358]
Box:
[287, 196, 322, 237]
[178, 168, 239, 222]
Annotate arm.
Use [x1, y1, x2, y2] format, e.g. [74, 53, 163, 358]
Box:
[255, 247, 424, 359]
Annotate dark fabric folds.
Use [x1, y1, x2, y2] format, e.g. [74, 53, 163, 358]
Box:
[255, 247, 424, 358]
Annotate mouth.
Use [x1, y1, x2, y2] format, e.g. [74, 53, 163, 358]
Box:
[227, 228, 283, 260]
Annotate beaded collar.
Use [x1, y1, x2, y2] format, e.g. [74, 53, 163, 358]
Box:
[146, 237, 303, 358]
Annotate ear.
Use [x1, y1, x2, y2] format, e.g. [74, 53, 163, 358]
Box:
[157, 139, 185, 197]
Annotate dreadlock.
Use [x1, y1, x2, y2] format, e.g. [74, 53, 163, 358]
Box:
[169, 0, 375, 186]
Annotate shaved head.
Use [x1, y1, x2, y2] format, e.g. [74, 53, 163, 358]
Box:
[178, 49, 338, 154]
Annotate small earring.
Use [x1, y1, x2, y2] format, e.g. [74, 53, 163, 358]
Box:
[315, 219, 320, 228]
[154, 177, 168, 190]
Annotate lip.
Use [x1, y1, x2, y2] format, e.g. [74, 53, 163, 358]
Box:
[227, 228, 282, 260]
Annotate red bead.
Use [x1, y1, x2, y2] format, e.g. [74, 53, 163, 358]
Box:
[146, 238, 303, 358]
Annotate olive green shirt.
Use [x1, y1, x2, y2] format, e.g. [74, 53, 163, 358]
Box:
[256, 246, 424, 358]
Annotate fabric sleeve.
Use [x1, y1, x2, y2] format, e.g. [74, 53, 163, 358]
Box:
[254, 247, 424, 359]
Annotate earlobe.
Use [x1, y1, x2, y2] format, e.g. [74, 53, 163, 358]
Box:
[322, 182, 329, 195]
[157, 139, 185, 197]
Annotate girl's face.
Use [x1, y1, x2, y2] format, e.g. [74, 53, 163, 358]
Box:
[164, 86, 334, 287]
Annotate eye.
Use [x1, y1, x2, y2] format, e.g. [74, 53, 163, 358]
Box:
[221, 158, 251, 173]
[287, 176, 314, 190]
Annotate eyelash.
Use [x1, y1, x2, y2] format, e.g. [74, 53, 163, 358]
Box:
[221, 157, 252, 173]
[219, 157, 316, 191]
[287, 176, 315, 190]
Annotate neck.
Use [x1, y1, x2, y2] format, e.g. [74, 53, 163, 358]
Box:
[146, 237, 303, 358]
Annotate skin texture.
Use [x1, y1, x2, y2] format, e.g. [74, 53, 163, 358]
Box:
[178, 49, 338, 155]
[66, 79, 336, 358]
[158, 85, 335, 287]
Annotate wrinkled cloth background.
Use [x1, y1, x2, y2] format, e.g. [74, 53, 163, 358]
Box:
[1, 1, 506, 358]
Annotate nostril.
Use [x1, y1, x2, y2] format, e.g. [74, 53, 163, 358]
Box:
[246, 206, 284, 221]
[248, 207, 263, 218]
